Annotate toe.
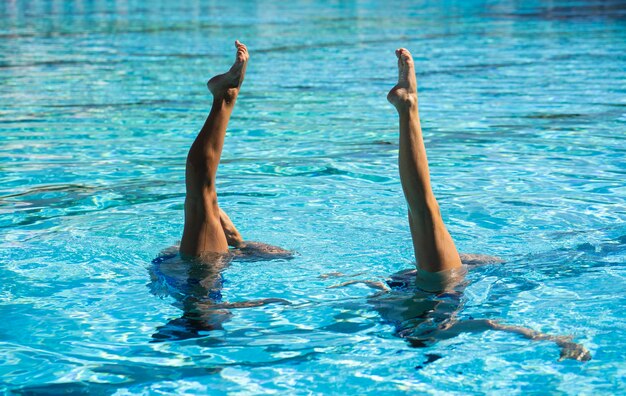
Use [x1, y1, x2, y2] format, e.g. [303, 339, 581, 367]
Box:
[235, 41, 249, 61]
[400, 49, 413, 64]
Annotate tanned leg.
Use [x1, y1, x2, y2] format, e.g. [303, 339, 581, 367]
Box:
[180, 40, 249, 257]
[219, 207, 244, 248]
[387, 48, 462, 273]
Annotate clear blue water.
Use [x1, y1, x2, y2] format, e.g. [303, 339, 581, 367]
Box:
[1, 0, 625, 393]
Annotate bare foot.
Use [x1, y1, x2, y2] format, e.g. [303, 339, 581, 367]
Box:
[557, 338, 592, 362]
[207, 40, 249, 103]
[387, 48, 418, 111]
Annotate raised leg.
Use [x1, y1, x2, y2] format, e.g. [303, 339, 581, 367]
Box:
[387, 48, 462, 274]
[180, 40, 249, 258]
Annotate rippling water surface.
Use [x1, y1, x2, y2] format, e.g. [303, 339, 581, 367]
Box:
[1, 0, 625, 394]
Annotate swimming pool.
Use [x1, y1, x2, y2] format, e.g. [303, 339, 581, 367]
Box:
[1, 0, 625, 393]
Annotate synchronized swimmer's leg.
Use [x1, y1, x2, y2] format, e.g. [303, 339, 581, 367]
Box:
[180, 41, 249, 257]
[387, 48, 462, 275]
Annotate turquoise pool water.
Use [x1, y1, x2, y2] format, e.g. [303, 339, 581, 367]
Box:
[1, 0, 625, 393]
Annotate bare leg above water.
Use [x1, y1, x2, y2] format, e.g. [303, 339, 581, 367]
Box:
[387, 48, 462, 274]
[178, 41, 291, 260]
[180, 40, 249, 257]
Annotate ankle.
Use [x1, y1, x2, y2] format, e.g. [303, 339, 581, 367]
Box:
[212, 89, 239, 106]
[394, 96, 418, 112]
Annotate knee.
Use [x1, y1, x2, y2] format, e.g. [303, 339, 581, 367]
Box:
[203, 190, 220, 213]
[185, 190, 220, 217]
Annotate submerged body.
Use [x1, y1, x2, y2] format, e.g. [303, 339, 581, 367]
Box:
[149, 247, 291, 341]
[374, 265, 590, 361]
